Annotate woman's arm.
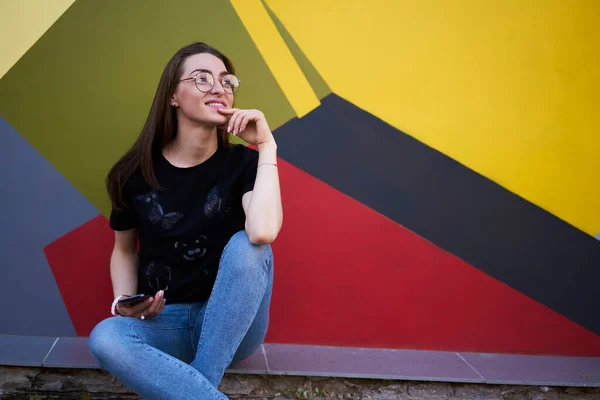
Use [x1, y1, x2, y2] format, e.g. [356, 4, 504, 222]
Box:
[110, 229, 165, 318]
[110, 229, 139, 298]
[218, 107, 283, 244]
[243, 140, 283, 245]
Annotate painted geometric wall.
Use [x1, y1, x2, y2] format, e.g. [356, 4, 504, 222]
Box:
[1, 0, 599, 357]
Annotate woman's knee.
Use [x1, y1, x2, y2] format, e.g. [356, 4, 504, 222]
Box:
[88, 317, 131, 363]
[222, 230, 273, 269]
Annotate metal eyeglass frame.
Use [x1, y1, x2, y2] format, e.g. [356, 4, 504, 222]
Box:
[178, 72, 241, 94]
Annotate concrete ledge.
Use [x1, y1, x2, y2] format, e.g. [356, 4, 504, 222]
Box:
[1, 366, 600, 399]
[1, 335, 600, 389]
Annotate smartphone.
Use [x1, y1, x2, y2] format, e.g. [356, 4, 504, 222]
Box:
[117, 294, 151, 306]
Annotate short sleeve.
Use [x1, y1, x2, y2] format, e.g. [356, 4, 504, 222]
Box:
[240, 147, 259, 195]
[109, 184, 139, 231]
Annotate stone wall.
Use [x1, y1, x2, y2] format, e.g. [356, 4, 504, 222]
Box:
[1, 367, 599, 399]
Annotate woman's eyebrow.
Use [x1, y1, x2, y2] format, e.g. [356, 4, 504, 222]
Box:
[189, 68, 229, 77]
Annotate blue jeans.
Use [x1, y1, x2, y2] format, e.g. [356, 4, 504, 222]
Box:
[88, 231, 274, 400]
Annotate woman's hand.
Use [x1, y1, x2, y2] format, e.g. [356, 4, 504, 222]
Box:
[218, 108, 275, 146]
[116, 290, 166, 320]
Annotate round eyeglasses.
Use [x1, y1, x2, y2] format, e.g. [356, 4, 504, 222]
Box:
[178, 71, 241, 94]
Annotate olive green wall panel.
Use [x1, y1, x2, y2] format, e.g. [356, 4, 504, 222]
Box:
[0, 0, 294, 217]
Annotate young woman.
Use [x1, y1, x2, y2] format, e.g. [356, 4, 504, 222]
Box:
[88, 42, 282, 400]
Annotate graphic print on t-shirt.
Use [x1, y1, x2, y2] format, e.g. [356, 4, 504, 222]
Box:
[174, 235, 209, 261]
[136, 191, 183, 230]
[107, 144, 258, 303]
[145, 261, 172, 292]
[204, 186, 232, 218]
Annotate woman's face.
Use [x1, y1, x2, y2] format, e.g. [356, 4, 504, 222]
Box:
[172, 53, 234, 128]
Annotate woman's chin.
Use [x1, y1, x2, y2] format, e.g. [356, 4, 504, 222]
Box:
[195, 115, 228, 128]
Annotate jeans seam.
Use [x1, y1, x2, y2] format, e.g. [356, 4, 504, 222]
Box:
[188, 304, 194, 353]
[198, 273, 222, 353]
[264, 248, 274, 274]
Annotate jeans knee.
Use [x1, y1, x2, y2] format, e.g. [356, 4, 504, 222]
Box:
[223, 230, 273, 271]
[88, 318, 128, 364]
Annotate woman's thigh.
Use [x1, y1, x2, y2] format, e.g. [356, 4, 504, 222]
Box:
[90, 303, 196, 366]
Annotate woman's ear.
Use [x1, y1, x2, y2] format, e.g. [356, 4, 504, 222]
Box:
[171, 94, 178, 108]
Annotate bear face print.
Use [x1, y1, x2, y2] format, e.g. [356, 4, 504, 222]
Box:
[174, 235, 209, 261]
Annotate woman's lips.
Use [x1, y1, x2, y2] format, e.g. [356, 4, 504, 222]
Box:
[205, 101, 226, 109]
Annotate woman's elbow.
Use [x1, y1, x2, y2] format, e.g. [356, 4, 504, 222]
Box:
[245, 214, 282, 245]
[245, 222, 281, 245]
[247, 230, 278, 245]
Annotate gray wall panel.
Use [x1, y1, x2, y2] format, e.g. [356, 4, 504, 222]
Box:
[0, 117, 100, 336]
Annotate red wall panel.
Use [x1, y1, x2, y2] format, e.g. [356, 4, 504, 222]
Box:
[44, 158, 600, 356]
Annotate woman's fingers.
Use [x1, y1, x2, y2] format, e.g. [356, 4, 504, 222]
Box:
[233, 111, 250, 135]
[156, 297, 166, 315]
[230, 110, 249, 135]
[217, 107, 236, 115]
[144, 291, 164, 317]
[224, 110, 238, 134]
[217, 108, 262, 135]
[116, 297, 153, 317]
[217, 108, 239, 133]
[239, 113, 252, 134]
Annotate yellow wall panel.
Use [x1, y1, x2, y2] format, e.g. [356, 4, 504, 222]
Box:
[0, 0, 75, 79]
[230, 0, 320, 117]
[267, 0, 600, 235]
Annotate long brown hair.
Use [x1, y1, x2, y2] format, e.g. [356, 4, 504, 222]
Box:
[106, 42, 234, 210]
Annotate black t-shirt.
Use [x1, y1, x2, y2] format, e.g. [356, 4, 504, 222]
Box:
[109, 144, 258, 303]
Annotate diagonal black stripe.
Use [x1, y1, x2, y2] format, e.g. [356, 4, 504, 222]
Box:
[274, 93, 600, 335]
